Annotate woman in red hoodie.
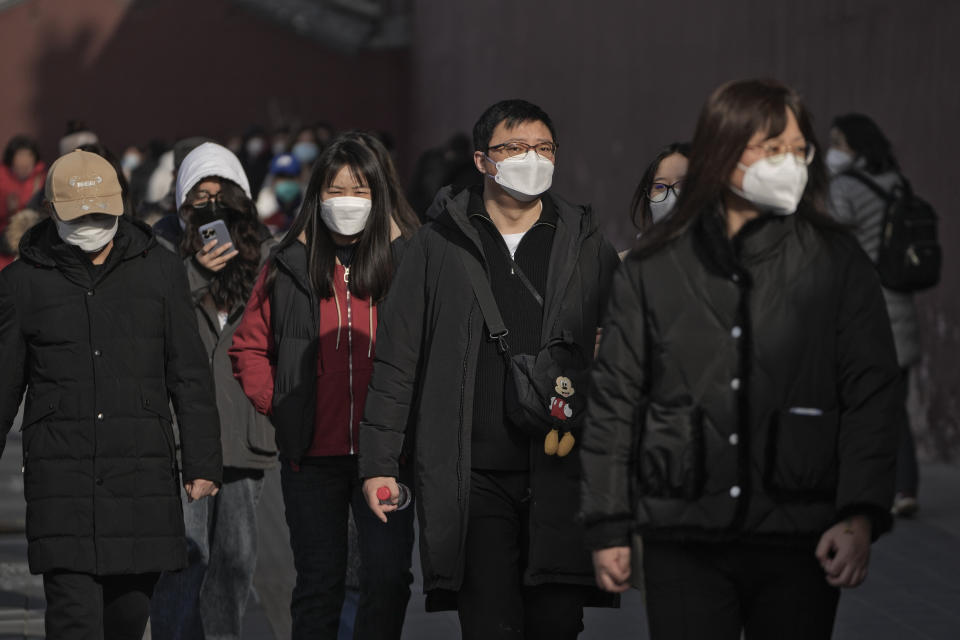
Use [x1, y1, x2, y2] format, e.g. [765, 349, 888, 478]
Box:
[230, 132, 419, 639]
[1, 136, 47, 268]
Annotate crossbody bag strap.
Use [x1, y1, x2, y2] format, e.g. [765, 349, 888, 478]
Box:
[496, 241, 545, 308]
[459, 245, 511, 355]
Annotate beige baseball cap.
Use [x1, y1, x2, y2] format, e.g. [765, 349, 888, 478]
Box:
[45, 150, 124, 220]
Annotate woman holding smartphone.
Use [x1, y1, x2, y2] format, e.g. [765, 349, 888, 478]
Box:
[230, 132, 420, 639]
[580, 79, 902, 640]
[150, 142, 278, 640]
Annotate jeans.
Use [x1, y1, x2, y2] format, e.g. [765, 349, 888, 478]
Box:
[44, 571, 158, 640]
[280, 456, 415, 640]
[643, 540, 840, 640]
[457, 470, 589, 640]
[151, 468, 265, 640]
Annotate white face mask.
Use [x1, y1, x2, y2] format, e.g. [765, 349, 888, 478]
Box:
[55, 214, 119, 252]
[730, 153, 809, 215]
[486, 151, 554, 202]
[649, 191, 677, 223]
[320, 196, 372, 236]
[825, 148, 854, 175]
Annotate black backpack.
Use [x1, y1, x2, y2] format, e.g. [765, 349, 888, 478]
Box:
[843, 170, 941, 293]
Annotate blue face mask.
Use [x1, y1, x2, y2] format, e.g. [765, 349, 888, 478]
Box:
[274, 180, 301, 204]
[292, 141, 320, 165]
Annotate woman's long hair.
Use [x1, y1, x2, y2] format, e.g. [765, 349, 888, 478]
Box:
[180, 179, 263, 311]
[268, 132, 419, 302]
[832, 113, 900, 176]
[637, 78, 834, 258]
[629, 142, 690, 232]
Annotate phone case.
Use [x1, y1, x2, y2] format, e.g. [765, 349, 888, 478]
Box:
[198, 219, 232, 249]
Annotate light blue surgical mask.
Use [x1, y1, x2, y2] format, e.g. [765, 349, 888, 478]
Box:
[292, 141, 320, 165]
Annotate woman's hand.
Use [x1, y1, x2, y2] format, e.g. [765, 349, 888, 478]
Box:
[196, 239, 238, 273]
[362, 476, 399, 523]
[592, 546, 632, 593]
[815, 514, 872, 588]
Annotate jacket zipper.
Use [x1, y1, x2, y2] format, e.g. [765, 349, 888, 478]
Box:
[345, 266, 355, 455]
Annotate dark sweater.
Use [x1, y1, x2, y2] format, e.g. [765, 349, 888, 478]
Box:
[468, 189, 556, 470]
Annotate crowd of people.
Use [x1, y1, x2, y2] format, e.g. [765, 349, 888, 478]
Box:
[0, 76, 928, 640]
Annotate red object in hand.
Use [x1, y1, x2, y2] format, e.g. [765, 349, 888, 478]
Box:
[376, 486, 392, 502]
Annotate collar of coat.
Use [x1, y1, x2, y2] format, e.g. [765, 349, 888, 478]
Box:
[18, 216, 157, 269]
[692, 205, 798, 283]
[426, 183, 600, 342]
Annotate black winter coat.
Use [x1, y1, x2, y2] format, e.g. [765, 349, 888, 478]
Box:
[0, 218, 222, 575]
[359, 186, 619, 596]
[580, 210, 902, 550]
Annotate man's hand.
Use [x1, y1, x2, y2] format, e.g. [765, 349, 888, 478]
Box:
[592, 546, 632, 593]
[815, 514, 872, 588]
[196, 239, 238, 272]
[362, 476, 399, 524]
[184, 479, 219, 502]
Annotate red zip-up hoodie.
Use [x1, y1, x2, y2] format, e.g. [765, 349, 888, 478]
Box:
[231, 262, 376, 457]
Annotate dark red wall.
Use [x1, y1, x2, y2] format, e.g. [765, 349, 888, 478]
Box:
[0, 0, 410, 160]
[409, 0, 960, 460]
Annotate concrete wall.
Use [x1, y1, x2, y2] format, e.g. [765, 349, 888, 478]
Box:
[0, 0, 409, 160]
[409, 0, 960, 461]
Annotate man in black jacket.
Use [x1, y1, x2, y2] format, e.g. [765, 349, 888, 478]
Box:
[359, 100, 619, 639]
[0, 150, 222, 639]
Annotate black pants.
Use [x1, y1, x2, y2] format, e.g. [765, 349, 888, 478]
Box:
[643, 540, 840, 640]
[280, 455, 415, 640]
[43, 571, 158, 640]
[896, 367, 920, 495]
[458, 470, 588, 640]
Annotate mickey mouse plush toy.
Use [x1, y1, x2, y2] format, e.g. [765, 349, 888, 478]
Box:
[545, 375, 577, 457]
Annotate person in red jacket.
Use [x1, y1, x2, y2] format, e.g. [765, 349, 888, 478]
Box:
[0, 136, 47, 249]
[230, 132, 419, 639]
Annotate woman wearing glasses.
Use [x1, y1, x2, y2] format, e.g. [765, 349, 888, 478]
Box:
[580, 79, 901, 639]
[629, 142, 690, 233]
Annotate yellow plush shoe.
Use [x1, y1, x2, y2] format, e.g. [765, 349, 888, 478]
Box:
[544, 429, 559, 455]
[557, 432, 576, 457]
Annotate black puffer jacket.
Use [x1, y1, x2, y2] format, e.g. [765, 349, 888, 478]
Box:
[580, 209, 902, 550]
[0, 217, 222, 575]
[359, 185, 619, 596]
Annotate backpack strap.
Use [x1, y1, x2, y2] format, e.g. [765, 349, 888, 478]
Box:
[841, 170, 895, 203]
[459, 246, 511, 355]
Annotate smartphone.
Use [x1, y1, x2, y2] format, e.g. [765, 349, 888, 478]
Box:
[198, 219, 232, 249]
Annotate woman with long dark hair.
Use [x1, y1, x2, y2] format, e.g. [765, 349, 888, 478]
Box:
[150, 142, 277, 640]
[230, 132, 419, 639]
[826, 113, 922, 518]
[580, 79, 902, 639]
[629, 142, 690, 233]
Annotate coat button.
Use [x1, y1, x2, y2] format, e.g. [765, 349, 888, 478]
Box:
[729, 433, 739, 446]
[730, 378, 741, 391]
[87, 289, 94, 296]
[94, 349, 101, 357]
[96, 477, 104, 486]
[731, 273, 740, 283]
[729, 486, 741, 498]
[731, 326, 742, 339]
[96, 412, 104, 420]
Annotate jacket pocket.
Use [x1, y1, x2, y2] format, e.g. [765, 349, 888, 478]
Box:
[765, 408, 839, 499]
[21, 391, 60, 479]
[638, 402, 706, 500]
[247, 415, 278, 456]
[141, 388, 179, 482]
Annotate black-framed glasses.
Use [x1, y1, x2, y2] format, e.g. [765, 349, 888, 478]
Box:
[486, 141, 558, 159]
[648, 181, 682, 203]
[192, 190, 224, 208]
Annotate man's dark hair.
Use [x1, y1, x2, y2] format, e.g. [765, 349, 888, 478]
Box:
[3, 135, 40, 168]
[472, 99, 558, 152]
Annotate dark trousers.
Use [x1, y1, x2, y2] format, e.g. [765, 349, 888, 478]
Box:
[280, 456, 415, 640]
[643, 540, 840, 640]
[458, 470, 587, 640]
[43, 571, 158, 640]
[896, 367, 920, 495]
